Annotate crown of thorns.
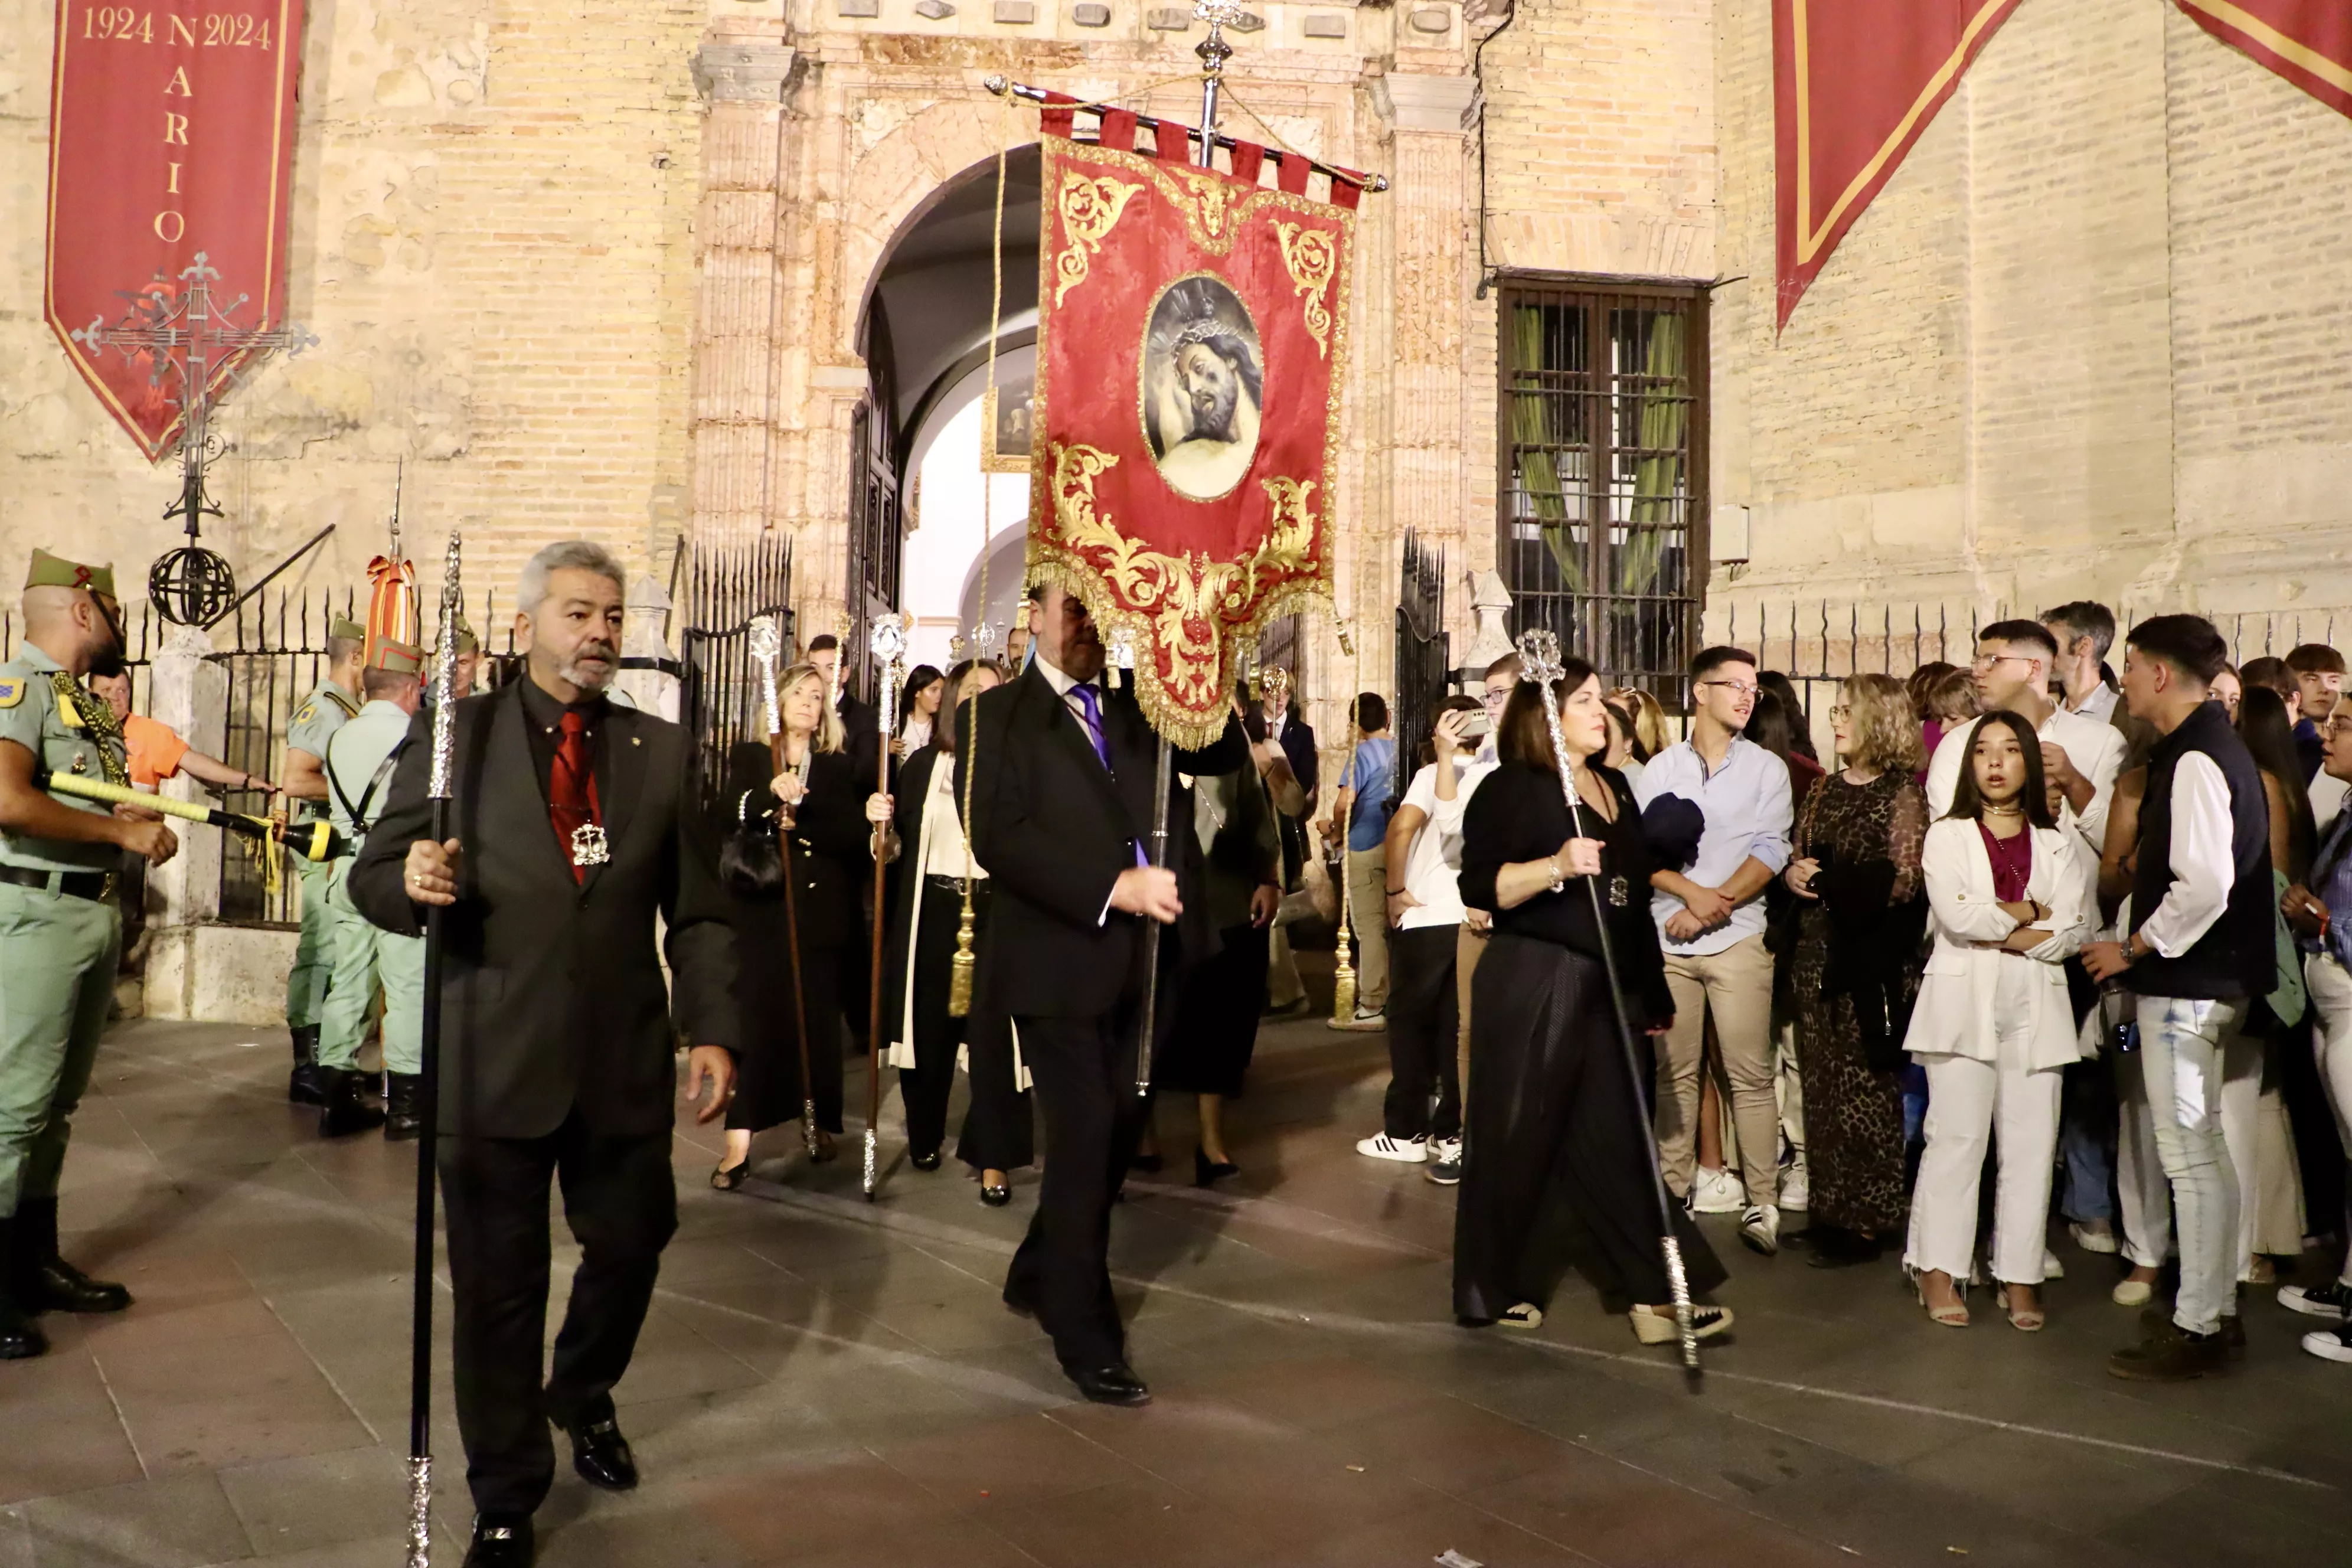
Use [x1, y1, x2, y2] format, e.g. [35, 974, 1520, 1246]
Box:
[1172, 317, 1245, 355]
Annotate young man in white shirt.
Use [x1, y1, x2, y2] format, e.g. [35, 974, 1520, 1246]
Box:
[1925, 620, 2124, 865]
[2083, 615, 2277, 1382]
[1634, 646, 1794, 1256]
[1357, 699, 1492, 1182]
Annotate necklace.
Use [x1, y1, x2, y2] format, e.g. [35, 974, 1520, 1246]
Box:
[1982, 801, 2024, 818]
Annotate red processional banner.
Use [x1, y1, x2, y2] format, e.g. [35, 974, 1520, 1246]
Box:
[2178, 0, 2352, 120]
[1030, 108, 1361, 747]
[1774, 0, 2019, 329]
[46, 0, 308, 459]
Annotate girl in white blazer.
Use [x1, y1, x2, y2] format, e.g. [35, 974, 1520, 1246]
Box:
[1903, 712, 2095, 1330]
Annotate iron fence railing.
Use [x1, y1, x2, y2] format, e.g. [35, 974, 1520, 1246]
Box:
[678, 534, 794, 809]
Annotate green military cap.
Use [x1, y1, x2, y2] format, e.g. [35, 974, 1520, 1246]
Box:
[24, 548, 117, 600]
[368, 638, 425, 675]
[328, 616, 368, 643]
[451, 617, 479, 655]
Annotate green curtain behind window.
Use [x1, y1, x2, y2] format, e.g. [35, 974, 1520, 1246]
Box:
[1510, 305, 1584, 595]
[1619, 312, 1684, 597]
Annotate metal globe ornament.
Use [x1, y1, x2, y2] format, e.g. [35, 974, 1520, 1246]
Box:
[150, 541, 239, 628]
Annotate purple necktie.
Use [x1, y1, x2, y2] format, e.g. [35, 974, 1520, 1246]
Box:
[1070, 682, 1148, 868]
[1069, 682, 1112, 769]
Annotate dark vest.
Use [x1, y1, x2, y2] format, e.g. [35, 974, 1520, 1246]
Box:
[2128, 701, 2273, 1000]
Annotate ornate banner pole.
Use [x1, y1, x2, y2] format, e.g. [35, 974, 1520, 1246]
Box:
[407, 532, 464, 1566]
[864, 613, 907, 1197]
[1514, 629, 1699, 1376]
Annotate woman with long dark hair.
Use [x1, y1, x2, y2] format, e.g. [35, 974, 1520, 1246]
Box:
[1904, 711, 2091, 1328]
[880, 659, 1033, 1203]
[2230, 684, 2315, 1281]
[895, 664, 945, 757]
[1456, 659, 1731, 1344]
[711, 662, 883, 1187]
[1780, 673, 1929, 1267]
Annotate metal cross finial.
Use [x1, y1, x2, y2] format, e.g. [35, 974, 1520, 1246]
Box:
[1515, 628, 1563, 687]
[748, 615, 783, 737]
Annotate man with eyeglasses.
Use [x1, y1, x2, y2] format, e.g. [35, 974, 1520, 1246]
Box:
[1634, 645, 1794, 1256]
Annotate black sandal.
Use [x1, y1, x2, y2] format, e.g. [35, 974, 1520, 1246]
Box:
[710, 1159, 750, 1191]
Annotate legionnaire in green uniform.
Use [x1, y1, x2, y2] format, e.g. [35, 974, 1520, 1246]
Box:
[315, 638, 429, 1140]
[0, 550, 178, 1360]
[280, 616, 366, 1105]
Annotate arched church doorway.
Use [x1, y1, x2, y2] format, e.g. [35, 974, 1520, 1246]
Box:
[849, 144, 1041, 701]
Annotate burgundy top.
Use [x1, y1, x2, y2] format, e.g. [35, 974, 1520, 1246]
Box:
[1978, 821, 2033, 904]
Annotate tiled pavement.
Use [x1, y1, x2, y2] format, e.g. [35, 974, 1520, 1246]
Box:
[4, 1013, 2350, 1567]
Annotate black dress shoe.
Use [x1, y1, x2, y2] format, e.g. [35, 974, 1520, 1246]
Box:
[12, 1198, 130, 1313]
[463, 1513, 534, 1568]
[911, 1149, 942, 1172]
[1193, 1149, 1239, 1187]
[980, 1180, 1012, 1207]
[563, 1415, 638, 1491]
[1063, 1361, 1151, 1407]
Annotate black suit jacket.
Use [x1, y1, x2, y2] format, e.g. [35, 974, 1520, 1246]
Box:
[351, 679, 737, 1139]
[955, 663, 1247, 1018]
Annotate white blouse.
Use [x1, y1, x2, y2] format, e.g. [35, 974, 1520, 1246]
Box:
[919, 756, 985, 881]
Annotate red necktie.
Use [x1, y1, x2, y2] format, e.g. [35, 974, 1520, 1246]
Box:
[552, 710, 601, 883]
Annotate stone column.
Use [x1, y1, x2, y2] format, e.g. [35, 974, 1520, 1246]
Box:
[145, 625, 224, 931]
[1381, 72, 1479, 691]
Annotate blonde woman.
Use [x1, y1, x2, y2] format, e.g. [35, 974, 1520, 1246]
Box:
[1781, 674, 1930, 1267]
[712, 661, 886, 1187]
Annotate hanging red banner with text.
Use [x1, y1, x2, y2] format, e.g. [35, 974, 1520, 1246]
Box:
[2178, 1, 2352, 121]
[1030, 112, 1361, 747]
[45, 0, 307, 459]
[1773, 0, 2018, 329]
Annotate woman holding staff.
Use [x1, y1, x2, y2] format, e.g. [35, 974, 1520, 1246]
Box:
[880, 659, 1034, 1203]
[712, 661, 885, 1188]
[1455, 656, 1732, 1344]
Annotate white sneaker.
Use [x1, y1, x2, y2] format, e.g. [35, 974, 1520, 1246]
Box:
[2069, 1220, 2119, 1255]
[1328, 1008, 1387, 1033]
[2113, 1275, 2155, 1307]
[1778, 1158, 1809, 1213]
[2279, 1280, 2352, 1318]
[2042, 1249, 2066, 1281]
[1355, 1132, 1427, 1164]
[1691, 1166, 1744, 1214]
[1739, 1204, 1780, 1257]
[2303, 1324, 2352, 1363]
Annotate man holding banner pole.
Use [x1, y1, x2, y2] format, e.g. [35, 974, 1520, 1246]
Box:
[351, 541, 737, 1567]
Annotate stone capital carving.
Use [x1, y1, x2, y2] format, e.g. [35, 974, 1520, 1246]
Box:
[1383, 71, 1479, 135]
[693, 41, 798, 103]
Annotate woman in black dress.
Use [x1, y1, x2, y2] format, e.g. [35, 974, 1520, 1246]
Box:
[713, 661, 883, 1187]
[880, 659, 1034, 1204]
[1456, 659, 1732, 1344]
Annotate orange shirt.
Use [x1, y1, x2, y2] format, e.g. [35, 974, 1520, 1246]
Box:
[123, 714, 190, 789]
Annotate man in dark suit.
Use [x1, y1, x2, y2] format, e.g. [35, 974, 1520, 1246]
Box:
[957, 583, 1245, 1406]
[351, 541, 737, 1568]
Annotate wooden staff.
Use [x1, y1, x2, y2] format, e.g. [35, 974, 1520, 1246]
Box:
[750, 618, 822, 1161]
[863, 615, 906, 1199]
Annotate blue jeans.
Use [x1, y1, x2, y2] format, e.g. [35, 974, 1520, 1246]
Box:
[2134, 995, 2245, 1337]
[2058, 1057, 2117, 1223]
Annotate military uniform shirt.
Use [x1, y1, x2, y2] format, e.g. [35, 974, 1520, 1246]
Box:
[287, 679, 360, 825]
[0, 645, 127, 873]
[323, 700, 416, 850]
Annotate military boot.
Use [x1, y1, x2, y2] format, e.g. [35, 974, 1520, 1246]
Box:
[0, 1220, 51, 1360]
[384, 1073, 425, 1142]
[12, 1196, 130, 1314]
[288, 1024, 330, 1106]
[319, 1068, 388, 1138]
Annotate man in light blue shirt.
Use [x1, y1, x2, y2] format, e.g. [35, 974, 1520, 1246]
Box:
[1634, 646, 1794, 1255]
[1324, 693, 1396, 1027]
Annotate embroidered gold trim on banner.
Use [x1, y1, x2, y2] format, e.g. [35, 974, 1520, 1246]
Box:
[1271, 221, 1336, 359]
[1052, 172, 1145, 307]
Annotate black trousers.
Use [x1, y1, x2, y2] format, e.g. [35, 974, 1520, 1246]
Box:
[439, 1110, 677, 1517]
[1384, 924, 1463, 1142]
[1454, 935, 1724, 1322]
[898, 884, 972, 1158]
[1005, 975, 1163, 1370]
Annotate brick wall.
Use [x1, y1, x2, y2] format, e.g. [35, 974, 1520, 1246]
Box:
[0, 0, 705, 620]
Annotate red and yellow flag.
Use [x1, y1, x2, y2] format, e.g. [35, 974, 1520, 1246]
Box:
[2178, 1, 2352, 120]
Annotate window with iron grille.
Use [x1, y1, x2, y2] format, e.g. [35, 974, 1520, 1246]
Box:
[1495, 276, 1707, 708]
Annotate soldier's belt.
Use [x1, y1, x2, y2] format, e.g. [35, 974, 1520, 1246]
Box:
[0, 864, 115, 901]
[32, 770, 348, 863]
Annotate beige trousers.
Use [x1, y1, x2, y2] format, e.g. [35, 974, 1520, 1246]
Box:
[1655, 933, 1780, 1211]
[1343, 847, 1390, 1012]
